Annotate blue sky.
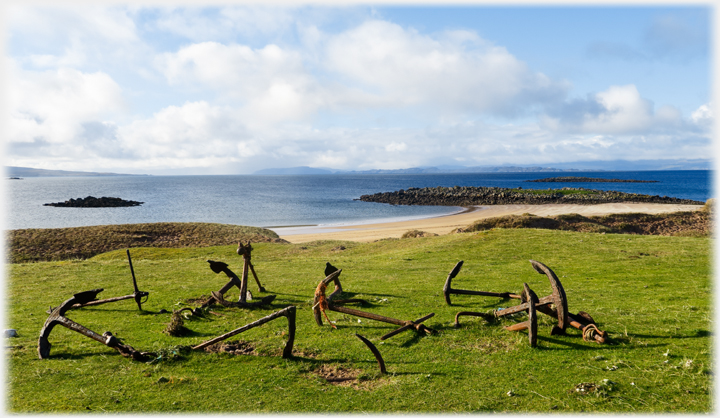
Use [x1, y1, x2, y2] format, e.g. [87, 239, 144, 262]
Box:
[3, 2, 713, 174]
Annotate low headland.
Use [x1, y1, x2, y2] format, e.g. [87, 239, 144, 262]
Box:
[526, 176, 658, 183]
[358, 186, 703, 206]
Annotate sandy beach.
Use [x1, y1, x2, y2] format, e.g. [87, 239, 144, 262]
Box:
[274, 203, 704, 243]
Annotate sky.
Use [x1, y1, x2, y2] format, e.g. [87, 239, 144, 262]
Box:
[2, 2, 715, 175]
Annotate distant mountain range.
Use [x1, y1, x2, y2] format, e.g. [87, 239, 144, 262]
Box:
[5, 166, 148, 177]
[253, 158, 712, 175]
[5, 157, 712, 178]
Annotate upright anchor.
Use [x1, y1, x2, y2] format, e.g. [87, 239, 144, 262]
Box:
[203, 243, 275, 308]
[57, 249, 149, 312]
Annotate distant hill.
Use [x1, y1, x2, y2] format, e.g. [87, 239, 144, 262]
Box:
[253, 159, 712, 175]
[253, 166, 334, 175]
[254, 165, 571, 175]
[5, 166, 148, 177]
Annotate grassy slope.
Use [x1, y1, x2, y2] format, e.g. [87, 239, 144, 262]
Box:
[6, 229, 711, 413]
[460, 209, 711, 236]
[7, 222, 286, 263]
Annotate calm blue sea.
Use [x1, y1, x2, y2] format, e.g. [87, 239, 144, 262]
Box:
[4, 171, 713, 230]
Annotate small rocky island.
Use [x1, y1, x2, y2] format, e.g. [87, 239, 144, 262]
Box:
[527, 176, 658, 183]
[358, 186, 704, 206]
[44, 196, 144, 208]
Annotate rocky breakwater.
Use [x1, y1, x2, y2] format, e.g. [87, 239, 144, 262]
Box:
[358, 186, 705, 206]
[527, 176, 658, 183]
[44, 196, 144, 207]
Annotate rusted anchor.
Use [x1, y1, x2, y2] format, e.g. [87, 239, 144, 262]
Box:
[443, 261, 521, 305]
[487, 260, 569, 334]
[57, 249, 149, 312]
[453, 260, 607, 344]
[203, 259, 276, 308]
[527, 261, 607, 343]
[236, 241, 267, 293]
[38, 289, 149, 361]
[500, 283, 538, 347]
[191, 306, 296, 358]
[312, 269, 434, 340]
[455, 283, 538, 347]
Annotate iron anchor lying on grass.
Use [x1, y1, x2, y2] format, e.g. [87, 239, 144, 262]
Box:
[191, 306, 296, 358]
[38, 289, 149, 361]
[452, 260, 608, 344]
[528, 260, 608, 344]
[454, 283, 539, 347]
[313, 268, 435, 340]
[51, 249, 149, 312]
[446, 259, 569, 331]
[501, 283, 538, 347]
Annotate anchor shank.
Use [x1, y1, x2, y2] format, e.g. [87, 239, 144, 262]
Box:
[54, 315, 110, 345]
[70, 294, 135, 308]
[328, 305, 405, 326]
[192, 306, 294, 351]
[239, 257, 249, 303]
[451, 289, 520, 299]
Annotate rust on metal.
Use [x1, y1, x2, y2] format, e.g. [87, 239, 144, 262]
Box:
[529, 260, 569, 334]
[204, 257, 275, 309]
[502, 283, 538, 347]
[448, 259, 609, 345]
[355, 333, 387, 374]
[237, 241, 266, 293]
[191, 306, 296, 358]
[313, 267, 434, 339]
[38, 289, 148, 361]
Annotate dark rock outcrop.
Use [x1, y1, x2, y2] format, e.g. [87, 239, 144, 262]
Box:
[358, 186, 704, 206]
[44, 196, 143, 207]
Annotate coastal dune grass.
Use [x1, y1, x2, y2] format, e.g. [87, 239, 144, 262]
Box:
[7, 222, 286, 264]
[6, 228, 711, 413]
[459, 200, 713, 237]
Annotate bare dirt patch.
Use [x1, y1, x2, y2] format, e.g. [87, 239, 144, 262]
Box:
[310, 364, 388, 391]
[203, 340, 257, 356]
[313, 364, 360, 385]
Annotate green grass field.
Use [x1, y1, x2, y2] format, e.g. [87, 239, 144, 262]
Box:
[6, 228, 712, 412]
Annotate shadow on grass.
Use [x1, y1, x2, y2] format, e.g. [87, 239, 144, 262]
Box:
[620, 329, 711, 339]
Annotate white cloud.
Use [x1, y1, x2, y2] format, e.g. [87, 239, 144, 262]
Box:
[8, 5, 141, 68]
[119, 101, 250, 160]
[7, 60, 125, 148]
[323, 20, 568, 116]
[540, 84, 698, 135]
[691, 103, 713, 127]
[3, 6, 711, 174]
[153, 6, 296, 42]
[155, 42, 324, 125]
[385, 142, 407, 152]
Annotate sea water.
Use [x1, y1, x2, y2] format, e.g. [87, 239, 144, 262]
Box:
[4, 170, 713, 230]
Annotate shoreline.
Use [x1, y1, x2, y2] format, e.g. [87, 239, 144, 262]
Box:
[274, 202, 705, 243]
